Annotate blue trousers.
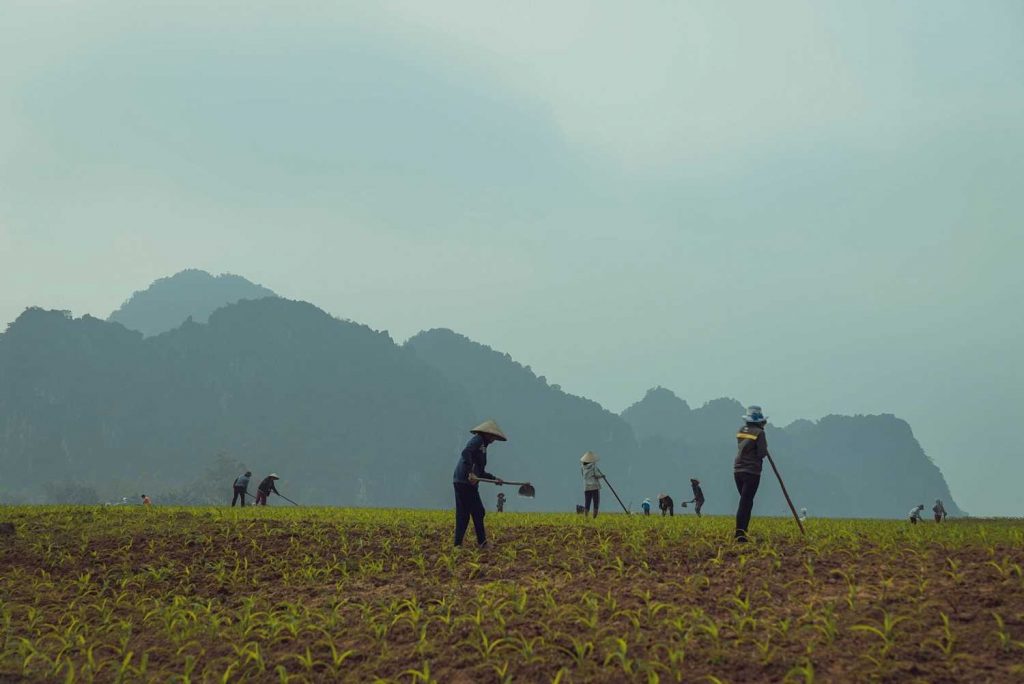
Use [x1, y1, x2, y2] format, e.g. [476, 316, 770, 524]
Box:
[454, 483, 486, 546]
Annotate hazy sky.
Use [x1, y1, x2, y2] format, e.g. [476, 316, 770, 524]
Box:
[2, 2, 1022, 515]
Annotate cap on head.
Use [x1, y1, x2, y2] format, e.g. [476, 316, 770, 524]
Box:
[470, 419, 507, 441]
[742, 405, 767, 423]
[580, 451, 599, 464]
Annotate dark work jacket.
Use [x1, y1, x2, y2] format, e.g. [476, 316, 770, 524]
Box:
[453, 434, 496, 485]
[734, 424, 769, 475]
[659, 495, 673, 511]
[691, 483, 705, 503]
[257, 477, 279, 495]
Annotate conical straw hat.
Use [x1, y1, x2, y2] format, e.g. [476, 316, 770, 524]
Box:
[470, 419, 507, 441]
[580, 451, 599, 464]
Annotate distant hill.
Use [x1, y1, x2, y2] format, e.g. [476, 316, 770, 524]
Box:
[0, 273, 965, 517]
[0, 301, 475, 506]
[620, 387, 963, 518]
[108, 269, 276, 336]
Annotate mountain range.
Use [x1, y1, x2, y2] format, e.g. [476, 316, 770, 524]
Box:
[0, 270, 962, 517]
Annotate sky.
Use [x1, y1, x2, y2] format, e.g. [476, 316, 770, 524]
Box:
[2, 1, 1022, 515]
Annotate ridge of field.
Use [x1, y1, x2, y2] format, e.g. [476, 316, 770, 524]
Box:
[1, 508, 1022, 682]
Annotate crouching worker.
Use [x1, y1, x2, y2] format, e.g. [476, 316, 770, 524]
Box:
[580, 451, 603, 518]
[659, 493, 674, 516]
[453, 420, 506, 548]
[232, 471, 251, 507]
[909, 504, 925, 524]
[255, 474, 280, 505]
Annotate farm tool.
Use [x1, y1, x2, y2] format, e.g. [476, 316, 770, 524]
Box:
[473, 477, 536, 498]
[599, 475, 630, 514]
[275, 493, 300, 506]
[766, 453, 805, 536]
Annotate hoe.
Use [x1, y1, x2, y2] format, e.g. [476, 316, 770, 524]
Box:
[473, 477, 536, 498]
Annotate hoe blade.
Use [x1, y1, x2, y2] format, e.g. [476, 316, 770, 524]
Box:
[517, 483, 536, 498]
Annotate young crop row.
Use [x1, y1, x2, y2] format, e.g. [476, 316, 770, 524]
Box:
[1, 507, 1022, 682]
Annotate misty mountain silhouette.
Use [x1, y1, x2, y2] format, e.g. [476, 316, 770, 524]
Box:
[0, 273, 963, 517]
[621, 387, 963, 518]
[108, 269, 276, 336]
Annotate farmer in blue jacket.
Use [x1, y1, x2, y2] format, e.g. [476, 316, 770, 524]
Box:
[452, 420, 507, 548]
[232, 471, 251, 507]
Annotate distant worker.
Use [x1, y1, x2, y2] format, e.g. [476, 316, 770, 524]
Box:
[932, 499, 947, 523]
[232, 471, 252, 507]
[453, 420, 507, 548]
[734, 405, 770, 542]
[686, 478, 705, 517]
[255, 474, 280, 505]
[140, 494, 152, 506]
[658, 493, 674, 517]
[908, 504, 925, 524]
[580, 451, 604, 518]
[800, 507, 808, 522]
[641, 498, 652, 516]
[496, 492, 506, 513]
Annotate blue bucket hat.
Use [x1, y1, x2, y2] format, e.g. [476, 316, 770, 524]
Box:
[742, 405, 767, 423]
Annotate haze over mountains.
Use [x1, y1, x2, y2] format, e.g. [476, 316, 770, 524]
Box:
[108, 269, 277, 336]
[0, 270, 961, 517]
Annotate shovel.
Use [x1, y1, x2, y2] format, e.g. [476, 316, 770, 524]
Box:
[474, 478, 536, 498]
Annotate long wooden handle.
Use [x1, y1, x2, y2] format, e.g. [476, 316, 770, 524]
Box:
[475, 478, 530, 486]
[600, 476, 631, 514]
[766, 453, 805, 535]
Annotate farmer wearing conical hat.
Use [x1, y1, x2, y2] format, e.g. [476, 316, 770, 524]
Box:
[580, 451, 604, 518]
[255, 474, 280, 506]
[641, 498, 652, 516]
[452, 420, 506, 548]
[685, 478, 705, 517]
[734, 405, 769, 542]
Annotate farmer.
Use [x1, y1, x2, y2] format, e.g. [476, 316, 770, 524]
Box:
[641, 498, 652, 516]
[496, 492, 506, 513]
[232, 471, 252, 507]
[734, 405, 770, 542]
[140, 494, 152, 506]
[800, 507, 808, 522]
[686, 478, 705, 517]
[908, 504, 925, 524]
[255, 474, 280, 506]
[452, 420, 506, 548]
[580, 451, 604, 518]
[932, 499, 947, 523]
[658, 493, 674, 516]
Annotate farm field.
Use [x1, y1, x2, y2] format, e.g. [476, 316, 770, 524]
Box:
[1, 507, 1022, 683]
